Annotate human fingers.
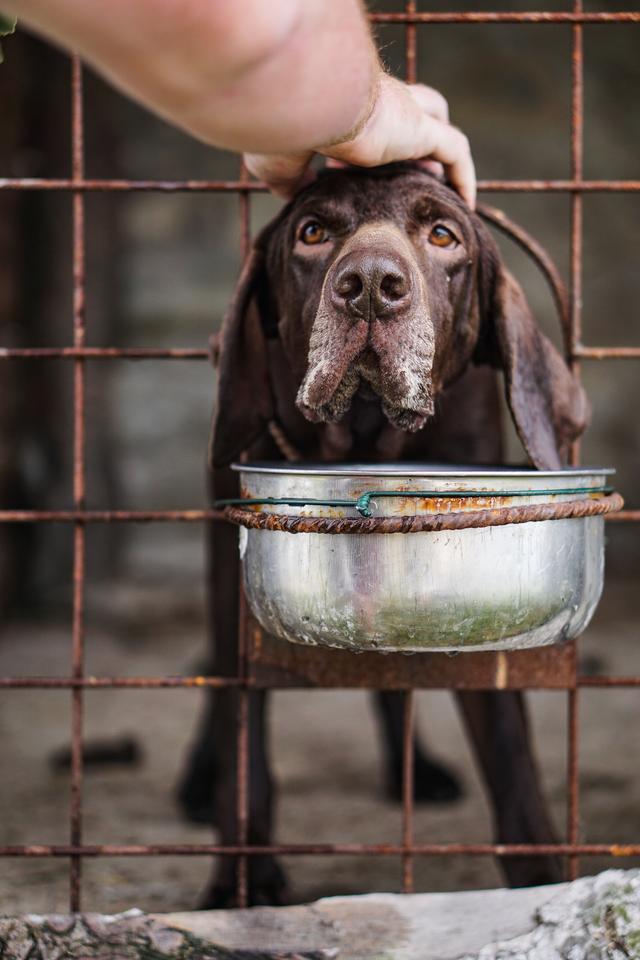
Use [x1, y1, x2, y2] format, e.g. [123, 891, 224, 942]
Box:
[407, 85, 452, 183]
[243, 150, 314, 199]
[326, 86, 448, 181]
[325, 76, 476, 208]
[415, 158, 446, 179]
[405, 83, 450, 123]
[419, 120, 476, 209]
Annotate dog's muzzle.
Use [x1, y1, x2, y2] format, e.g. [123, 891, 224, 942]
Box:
[296, 229, 435, 431]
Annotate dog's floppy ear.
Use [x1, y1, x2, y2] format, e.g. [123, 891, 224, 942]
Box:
[209, 234, 275, 468]
[475, 226, 589, 469]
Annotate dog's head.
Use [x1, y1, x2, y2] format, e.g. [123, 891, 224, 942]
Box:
[211, 164, 588, 468]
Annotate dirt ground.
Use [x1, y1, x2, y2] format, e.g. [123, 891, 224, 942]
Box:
[1, 575, 639, 916]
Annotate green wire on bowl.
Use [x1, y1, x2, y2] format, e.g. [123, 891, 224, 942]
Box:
[214, 485, 613, 519]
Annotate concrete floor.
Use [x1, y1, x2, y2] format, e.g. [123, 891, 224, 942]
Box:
[1, 576, 639, 915]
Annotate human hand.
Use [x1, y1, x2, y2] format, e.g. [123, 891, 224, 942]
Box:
[244, 76, 475, 208]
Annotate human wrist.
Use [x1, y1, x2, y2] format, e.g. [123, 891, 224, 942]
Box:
[318, 59, 383, 152]
[320, 72, 410, 167]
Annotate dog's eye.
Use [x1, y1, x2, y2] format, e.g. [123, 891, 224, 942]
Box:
[299, 221, 328, 245]
[429, 224, 458, 248]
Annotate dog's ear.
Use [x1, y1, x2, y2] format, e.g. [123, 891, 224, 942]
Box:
[475, 225, 589, 469]
[209, 235, 275, 468]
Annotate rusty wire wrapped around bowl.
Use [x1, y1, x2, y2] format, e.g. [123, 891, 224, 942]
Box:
[221, 464, 621, 654]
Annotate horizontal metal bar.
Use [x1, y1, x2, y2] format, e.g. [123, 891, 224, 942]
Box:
[0, 677, 241, 689]
[0, 178, 639, 194]
[0, 178, 263, 193]
[0, 509, 634, 525]
[370, 12, 640, 24]
[1, 842, 639, 858]
[0, 347, 209, 360]
[0, 345, 638, 363]
[479, 181, 640, 191]
[0, 510, 225, 523]
[0, 509, 636, 524]
[2, 674, 640, 690]
[579, 676, 640, 687]
[574, 345, 640, 360]
[605, 511, 640, 522]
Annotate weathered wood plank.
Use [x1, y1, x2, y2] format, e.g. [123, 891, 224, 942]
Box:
[247, 615, 576, 690]
[2, 871, 639, 960]
[0, 909, 335, 959]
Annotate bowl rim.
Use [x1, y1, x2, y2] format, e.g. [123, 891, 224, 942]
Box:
[232, 461, 615, 479]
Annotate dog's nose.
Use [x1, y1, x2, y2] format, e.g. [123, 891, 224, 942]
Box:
[331, 250, 412, 319]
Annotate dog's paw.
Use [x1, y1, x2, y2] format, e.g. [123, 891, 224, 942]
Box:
[502, 856, 564, 889]
[199, 857, 289, 909]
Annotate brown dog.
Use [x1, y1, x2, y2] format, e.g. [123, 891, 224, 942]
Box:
[182, 163, 588, 906]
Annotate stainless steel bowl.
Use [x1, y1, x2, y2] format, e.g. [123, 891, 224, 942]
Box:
[232, 463, 613, 653]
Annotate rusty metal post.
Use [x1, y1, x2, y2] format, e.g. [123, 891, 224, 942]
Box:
[235, 161, 252, 908]
[401, 689, 415, 893]
[69, 54, 87, 913]
[400, 0, 418, 896]
[566, 0, 584, 883]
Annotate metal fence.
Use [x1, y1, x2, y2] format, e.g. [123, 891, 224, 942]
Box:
[0, 2, 639, 913]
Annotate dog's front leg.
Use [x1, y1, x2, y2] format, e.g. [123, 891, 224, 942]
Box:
[179, 465, 287, 907]
[372, 691, 462, 804]
[200, 688, 287, 908]
[456, 690, 563, 887]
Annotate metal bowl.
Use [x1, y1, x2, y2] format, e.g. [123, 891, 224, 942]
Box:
[233, 463, 613, 653]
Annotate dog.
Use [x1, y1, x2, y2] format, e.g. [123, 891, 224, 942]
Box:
[180, 163, 589, 907]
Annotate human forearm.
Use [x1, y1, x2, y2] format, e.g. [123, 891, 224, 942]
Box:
[0, 0, 377, 154]
[3, 0, 475, 206]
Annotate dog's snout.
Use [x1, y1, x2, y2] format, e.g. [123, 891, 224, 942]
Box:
[331, 249, 412, 319]
[335, 269, 364, 303]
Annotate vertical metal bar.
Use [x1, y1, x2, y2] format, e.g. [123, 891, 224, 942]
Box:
[567, 686, 580, 880]
[235, 639, 250, 908]
[400, 0, 418, 896]
[405, 0, 418, 84]
[566, 0, 584, 883]
[570, 0, 584, 389]
[239, 162, 251, 262]
[401, 690, 415, 893]
[70, 54, 86, 912]
[235, 161, 251, 908]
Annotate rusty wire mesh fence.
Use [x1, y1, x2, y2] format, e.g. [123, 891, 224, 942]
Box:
[0, 2, 639, 913]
